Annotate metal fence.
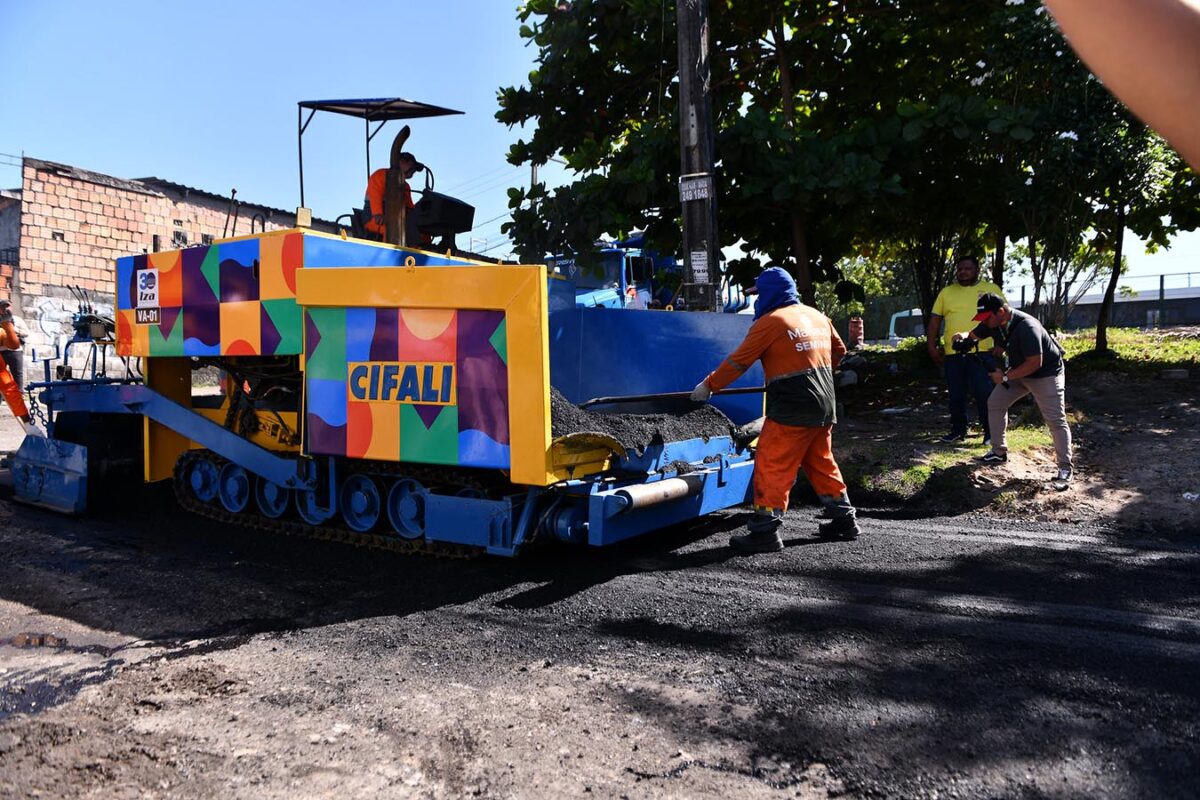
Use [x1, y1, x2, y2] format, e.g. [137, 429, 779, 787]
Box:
[848, 271, 1200, 341]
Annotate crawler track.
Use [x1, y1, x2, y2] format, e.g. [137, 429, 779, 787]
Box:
[172, 449, 484, 559]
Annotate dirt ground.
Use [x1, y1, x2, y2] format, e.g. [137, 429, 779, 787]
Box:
[1, 345, 1198, 798]
[832, 355, 1200, 534]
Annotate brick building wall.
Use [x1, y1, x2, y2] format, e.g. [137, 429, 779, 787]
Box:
[7, 157, 332, 360]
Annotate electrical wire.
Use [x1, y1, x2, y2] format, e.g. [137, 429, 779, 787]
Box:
[456, 172, 527, 201]
[440, 163, 523, 195]
[468, 211, 511, 232]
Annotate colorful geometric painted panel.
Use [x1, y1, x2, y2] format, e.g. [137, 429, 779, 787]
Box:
[116, 231, 306, 357]
[305, 307, 511, 469]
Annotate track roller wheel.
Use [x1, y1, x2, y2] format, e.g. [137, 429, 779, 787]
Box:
[254, 476, 291, 519]
[340, 474, 382, 532]
[387, 478, 427, 539]
[217, 463, 251, 513]
[187, 457, 220, 503]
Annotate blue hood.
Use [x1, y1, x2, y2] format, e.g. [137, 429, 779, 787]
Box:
[753, 267, 801, 319]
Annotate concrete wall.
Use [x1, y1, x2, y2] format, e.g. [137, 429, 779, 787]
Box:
[1067, 297, 1200, 329]
[0, 195, 18, 297]
[0, 195, 19, 253]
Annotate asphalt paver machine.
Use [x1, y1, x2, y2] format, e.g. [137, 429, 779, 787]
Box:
[11, 99, 765, 557]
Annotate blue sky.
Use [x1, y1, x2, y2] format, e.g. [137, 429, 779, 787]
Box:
[0, 0, 1195, 285]
[0, 0, 563, 259]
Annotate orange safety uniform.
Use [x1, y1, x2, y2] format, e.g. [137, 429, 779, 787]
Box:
[363, 168, 415, 240]
[0, 320, 28, 419]
[704, 303, 848, 513]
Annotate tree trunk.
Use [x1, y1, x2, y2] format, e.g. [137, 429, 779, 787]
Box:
[911, 234, 943, 326]
[1028, 237, 1044, 320]
[789, 209, 816, 305]
[1096, 204, 1126, 353]
[775, 18, 817, 306]
[992, 227, 1006, 287]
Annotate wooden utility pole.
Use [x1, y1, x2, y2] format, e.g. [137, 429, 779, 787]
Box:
[676, 0, 719, 311]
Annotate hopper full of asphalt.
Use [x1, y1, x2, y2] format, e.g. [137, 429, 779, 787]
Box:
[550, 386, 734, 454]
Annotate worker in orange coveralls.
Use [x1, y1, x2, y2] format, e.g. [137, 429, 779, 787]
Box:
[0, 300, 40, 436]
[691, 267, 859, 553]
[363, 152, 422, 241]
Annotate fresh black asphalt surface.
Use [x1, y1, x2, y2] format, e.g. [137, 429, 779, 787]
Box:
[2, 481, 1198, 798]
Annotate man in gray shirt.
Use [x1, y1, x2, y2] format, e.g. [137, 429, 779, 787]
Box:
[954, 293, 1073, 490]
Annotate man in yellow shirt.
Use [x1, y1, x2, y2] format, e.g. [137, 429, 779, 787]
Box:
[925, 256, 1005, 444]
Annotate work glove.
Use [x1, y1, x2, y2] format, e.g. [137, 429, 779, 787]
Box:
[690, 380, 712, 402]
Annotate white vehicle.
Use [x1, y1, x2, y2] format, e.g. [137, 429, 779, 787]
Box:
[887, 308, 924, 345]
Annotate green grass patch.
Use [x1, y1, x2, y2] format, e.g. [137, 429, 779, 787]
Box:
[876, 464, 932, 496]
[839, 423, 1053, 504]
[1003, 425, 1054, 452]
[862, 327, 1200, 378]
[1062, 328, 1200, 376]
[926, 446, 984, 470]
[860, 336, 931, 374]
[993, 491, 1019, 512]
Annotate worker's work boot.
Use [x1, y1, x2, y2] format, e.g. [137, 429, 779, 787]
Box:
[730, 528, 784, 553]
[817, 514, 860, 541]
[730, 509, 784, 553]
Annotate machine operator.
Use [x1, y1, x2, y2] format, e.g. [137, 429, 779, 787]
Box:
[363, 151, 423, 242]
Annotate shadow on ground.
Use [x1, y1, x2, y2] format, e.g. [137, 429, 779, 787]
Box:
[0, 481, 748, 645]
[585, 531, 1200, 799]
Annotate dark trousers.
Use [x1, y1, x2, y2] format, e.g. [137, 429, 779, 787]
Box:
[944, 353, 995, 438]
[1, 349, 22, 389]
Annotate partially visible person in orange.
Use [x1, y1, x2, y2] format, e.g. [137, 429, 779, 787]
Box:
[691, 267, 859, 553]
[363, 152, 422, 241]
[0, 300, 40, 436]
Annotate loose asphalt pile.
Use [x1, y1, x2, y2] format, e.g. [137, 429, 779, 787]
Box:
[549, 386, 734, 453]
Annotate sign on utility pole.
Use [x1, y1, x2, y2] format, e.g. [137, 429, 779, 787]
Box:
[676, 0, 719, 312]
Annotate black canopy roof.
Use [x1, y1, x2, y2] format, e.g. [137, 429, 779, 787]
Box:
[298, 98, 463, 121]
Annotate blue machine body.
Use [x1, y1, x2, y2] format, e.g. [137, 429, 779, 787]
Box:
[11, 435, 90, 514]
[548, 237, 750, 313]
[548, 285, 764, 425]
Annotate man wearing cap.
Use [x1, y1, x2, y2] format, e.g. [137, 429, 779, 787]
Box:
[690, 267, 859, 552]
[927, 256, 1005, 444]
[954, 293, 1073, 489]
[363, 152, 423, 242]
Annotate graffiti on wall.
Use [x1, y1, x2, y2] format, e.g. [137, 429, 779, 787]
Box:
[27, 294, 120, 372]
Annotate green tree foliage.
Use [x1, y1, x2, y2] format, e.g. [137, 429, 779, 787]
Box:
[498, 0, 682, 264]
[1089, 123, 1197, 351]
[498, 0, 916, 296]
[497, 0, 1198, 332]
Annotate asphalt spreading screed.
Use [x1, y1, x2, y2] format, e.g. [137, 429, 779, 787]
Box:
[550, 386, 734, 453]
